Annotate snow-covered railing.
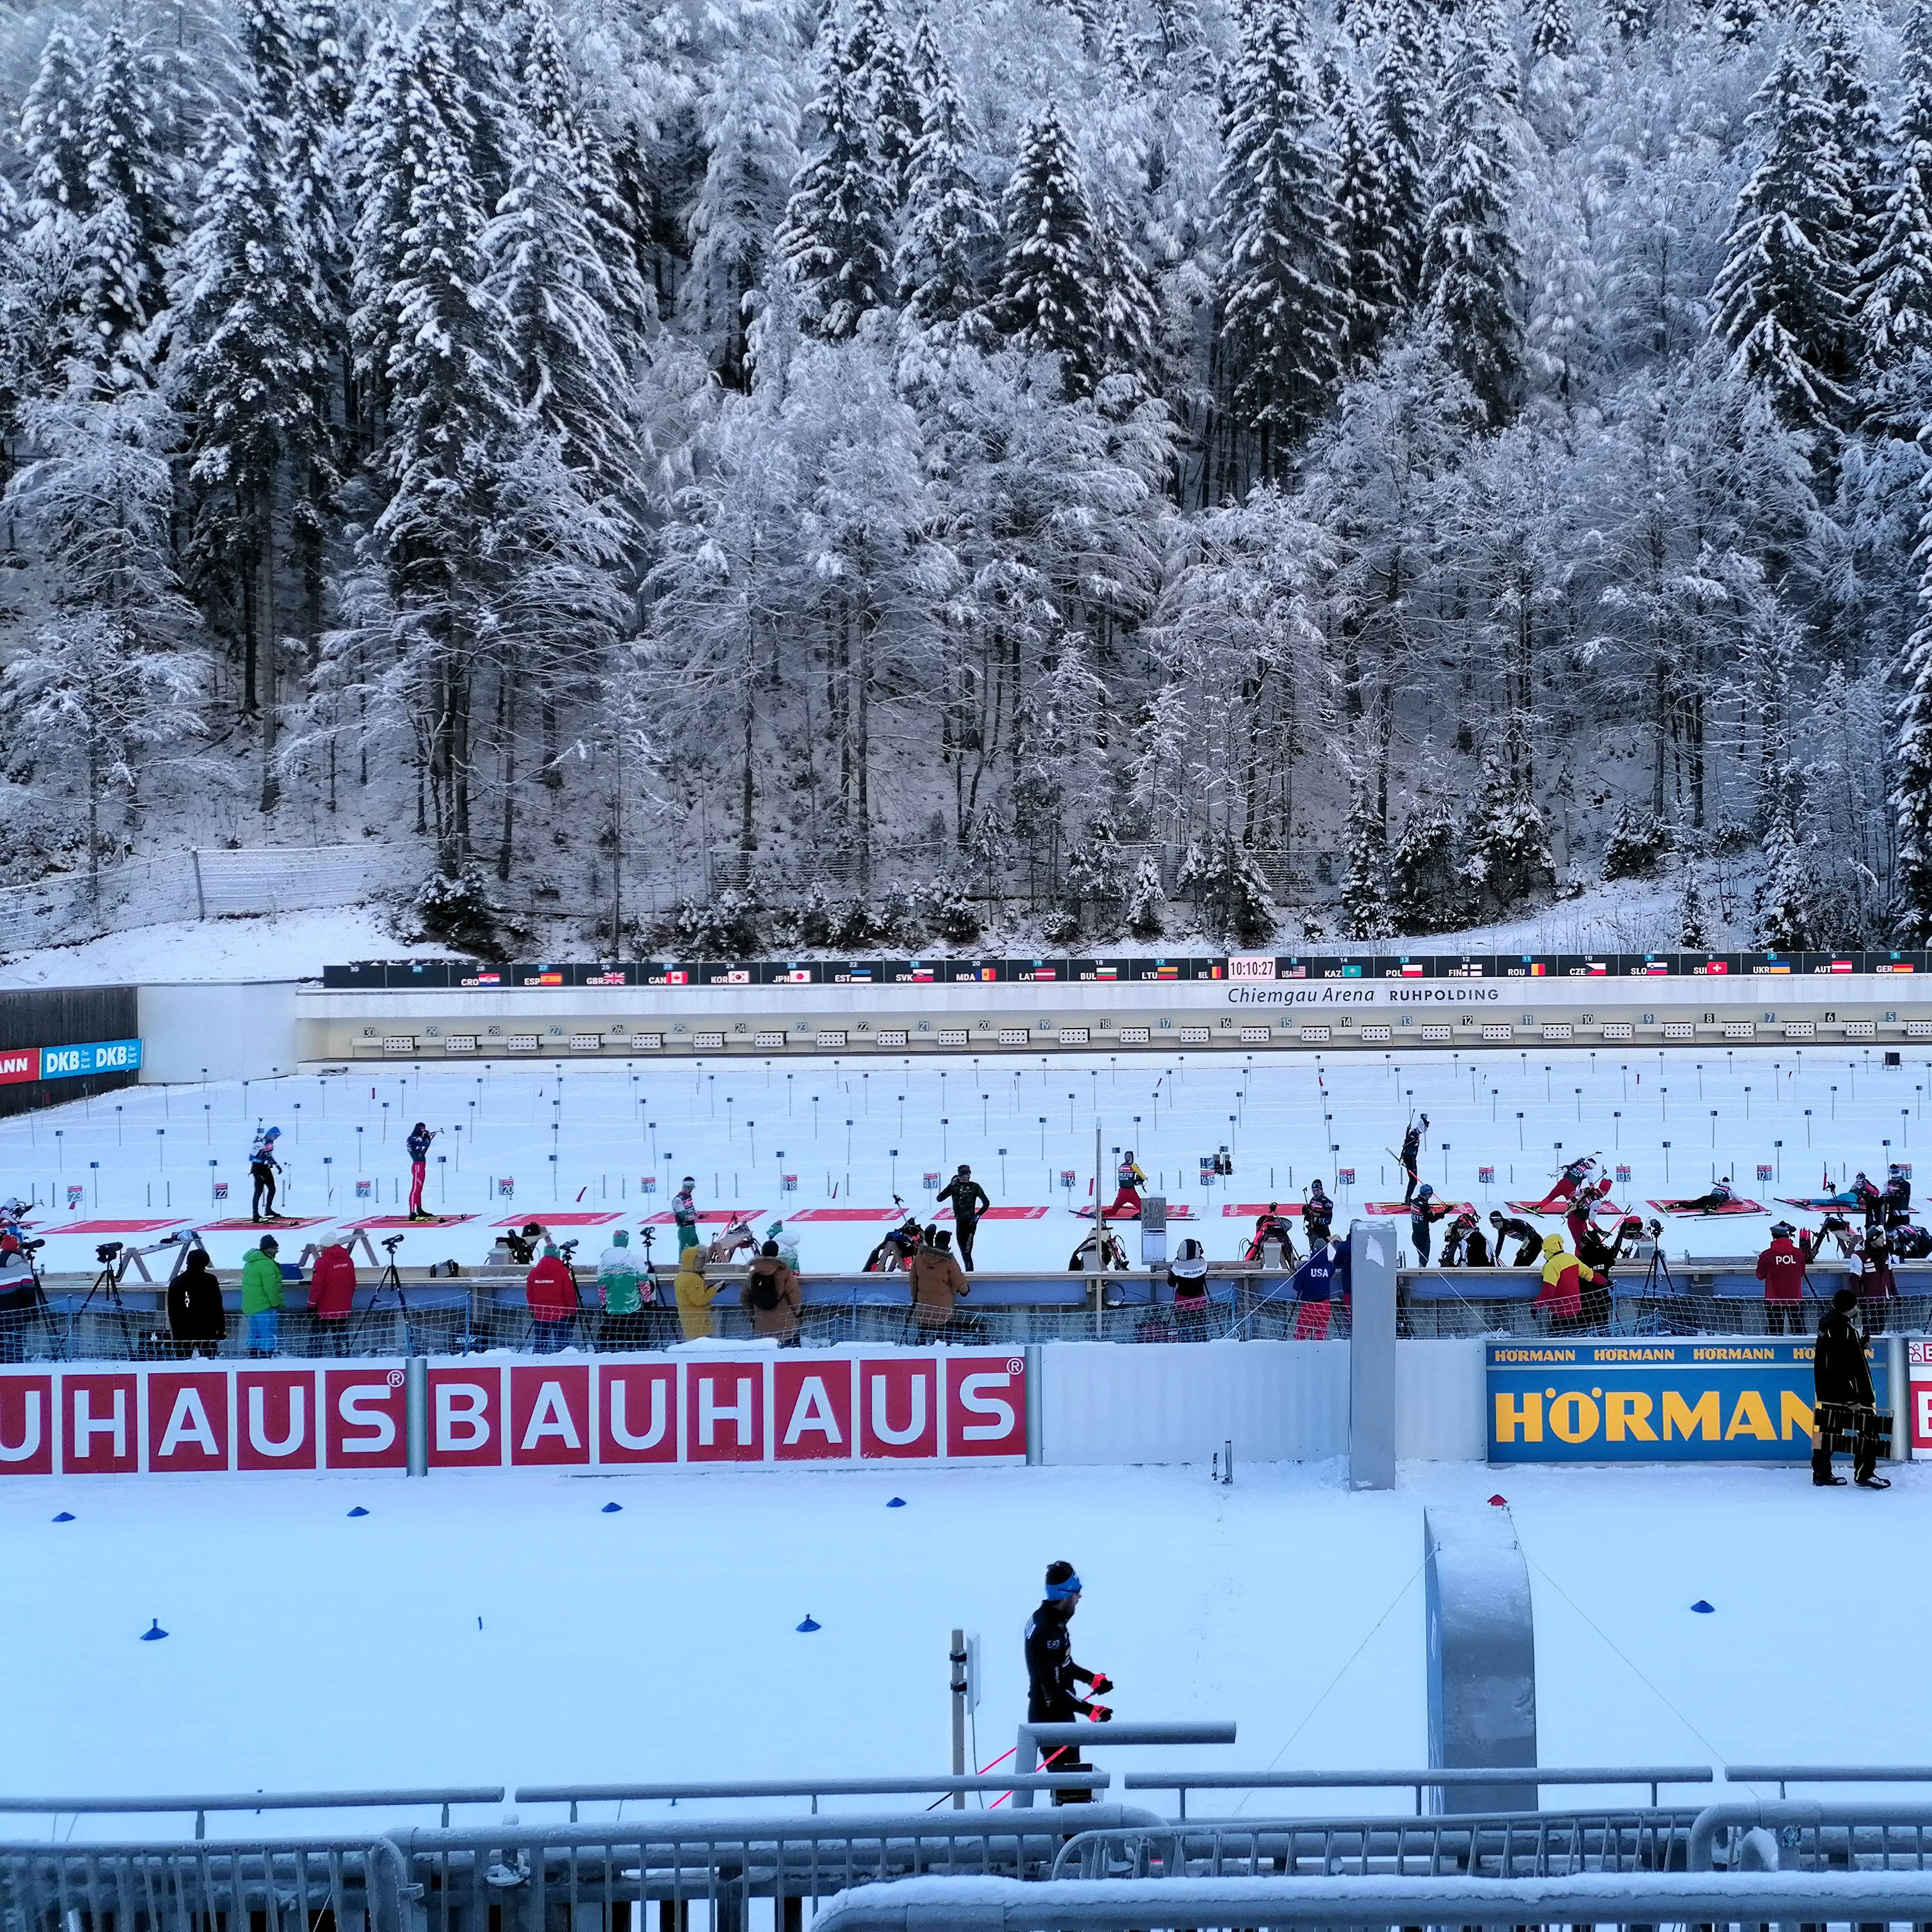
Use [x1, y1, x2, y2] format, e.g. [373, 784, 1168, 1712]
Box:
[1115, 1764, 1713, 1819]
[0, 1788, 502, 1840]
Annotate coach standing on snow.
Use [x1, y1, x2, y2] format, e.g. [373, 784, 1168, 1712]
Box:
[1024, 1562, 1113, 1806]
[936, 1165, 991, 1271]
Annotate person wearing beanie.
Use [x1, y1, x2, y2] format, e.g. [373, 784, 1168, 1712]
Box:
[1812, 1285, 1889, 1489]
[1023, 1561, 1113, 1805]
[240, 1234, 283, 1356]
[598, 1227, 649, 1349]
[936, 1165, 991, 1271]
[745, 1238, 801, 1344]
[675, 1246, 718, 1341]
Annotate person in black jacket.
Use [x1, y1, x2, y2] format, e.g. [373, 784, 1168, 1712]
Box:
[1489, 1211, 1541, 1266]
[168, 1248, 226, 1358]
[1024, 1561, 1113, 1804]
[1812, 1287, 1889, 1489]
[935, 1165, 991, 1271]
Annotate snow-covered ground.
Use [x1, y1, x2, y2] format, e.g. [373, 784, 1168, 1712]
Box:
[0, 1456, 1924, 1823]
[0, 908, 455, 989]
[1, 1042, 1922, 1274]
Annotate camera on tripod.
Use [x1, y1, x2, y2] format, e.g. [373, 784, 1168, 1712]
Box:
[558, 1239, 581, 1263]
[381, 1234, 405, 1252]
[20, 1238, 44, 1255]
[95, 1241, 123, 1264]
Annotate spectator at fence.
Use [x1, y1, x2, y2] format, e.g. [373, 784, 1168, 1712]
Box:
[1168, 1238, 1209, 1341]
[1757, 1223, 1809, 1335]
[1851, 1228, 1896, 1335]
[675, 1248, 718, 1340]
[910, 1229, 970, 1335]
[241, 1236, 283, 1356]
[746, 1240, 801, 1344]
[1290, 1239, 1341, 1340]
[308, 1241, 357, 1353]
[1533, 1234, 1592, 1335]
[168, 1248, 226, 1358]
[598, 1229, 650, 1349]
[766, 1220, 800, 1269]
[526, 1241, 579, 1351]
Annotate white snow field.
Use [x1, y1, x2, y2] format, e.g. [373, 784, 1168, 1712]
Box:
[1, 1042, 1924, 1275]
[1, 1456, 1926, 1819]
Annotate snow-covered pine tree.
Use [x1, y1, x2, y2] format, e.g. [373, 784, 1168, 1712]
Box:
[1340, 803, 1393, 938]
[1603, 0, 1650, 42]
[998, 102, 1106, 393]
[845, 0, 920, 207]
[76, 26, 175, 388]
[1895, 502, 1932, 939]
[1420, 24, 1523, 426]
[344, 13, 411, 427]
[1388, 798, 1458, 930]
[1714, 0, 1759, 45]
[1183, 824, 1277, 941]
[482, 1, 645, 499]
[682, 0, 800, 389]
[1530, 0, 1572, 61]
[21, 25, 92, 247]
[1601, 798, 1664, 877]
[1862, 0, 1932, 371]
[1371, 0, 1432, 307]
[1098, 190, 1161, 380]
[1331, 73, 1399, 366]
[1817, 5, 1885, 249]
[1711, 47, 1862, 430]
[1462, 747, 1553, 913]
[1214, 0, 1346, 470]
[778, 36, 893, 340]
[1759, 808, 1814, 949]
[1678, 867, 1711, 948]
[895, 16, 998, 337]
[1124, 849, 1166, 936]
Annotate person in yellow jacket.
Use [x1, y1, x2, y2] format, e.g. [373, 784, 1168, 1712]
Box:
[675, 1247, 719, 1340]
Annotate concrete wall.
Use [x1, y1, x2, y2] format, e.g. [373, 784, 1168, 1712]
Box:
[137, 982, 303, 1085]
[1035, 1337, 1484, 1466]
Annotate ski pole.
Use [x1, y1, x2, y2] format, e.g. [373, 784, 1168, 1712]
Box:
[987, 1745, 1068, 1810]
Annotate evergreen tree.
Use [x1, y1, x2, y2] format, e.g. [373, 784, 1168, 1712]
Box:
[845, 0, 920, 206]
[1711, 48, 1862, 429]
[1340, 803, 1393, 938]
[1179, 824, 1276, 941]
[1530, 0, 1572, 61]
[1388, 798, 1458, 930]
[1678, 868, 1711, 948]
[894, 16, 998, 336]
[1603, 0, 1650, 41]
[1759, 808, 1815, 949]
[345, 13, 411, 425]
[1420, 26, 1522, 425]
[1896, 513, 1932, 940]
[1124, 850, 1166, 936]
[1370, 0, 1432, 306]
[778, 40, 895, 340]
[1214, 0, 1346, 469]
[998, 102, 1106, 392]
[1818, 6, 1885, 245]
[21, 25, 93, 242]
[1098, 190, 1161, 379]
[1331, 74, 1399, 365]
[1462, 747, 1553, 913]
[76, 26, 175, 387]
[1862, 0, 1932, 369]
[1715, 0, 1759, 45]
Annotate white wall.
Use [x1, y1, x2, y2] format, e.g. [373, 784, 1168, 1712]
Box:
[1037, 1338, 1488, 1466]
[138, 982, 301, 1085]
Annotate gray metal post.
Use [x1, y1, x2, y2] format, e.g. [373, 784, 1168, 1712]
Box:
[1025, 1344, 1043, 1465]
[1424, 1505, 1538, 1814]
[406, 1355, 428, 1477]
[1888, 1335, 1908, 1461]
[950, 1628, 968, 1810]
[1349, 1220, 1396, 1491]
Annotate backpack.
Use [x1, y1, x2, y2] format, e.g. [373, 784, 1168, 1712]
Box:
[747, 1264, 781, 1311]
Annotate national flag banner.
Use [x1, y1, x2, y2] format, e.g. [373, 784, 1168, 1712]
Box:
[721, 970, 751, 984]
[1400, 962, 1424, 977]
[780, 968, 812, 983]
[667, 970, 690, 985]
[1155, 965, 1179, 979]
[534, 972, 564, 986]
[1881, 962, 1917, 973]
[1284, 964, 1307, 977]
[1759, 963, 1791, 974]
[1829, 960, 1854, 973]
[1697, 962, 1729, 975]
[979, 966, 998, 981]
[1645, 961, 1670, 975]
[1207, 964, 1225, 978]
[846, 968, 873, 982]
[469, 971, 501, 987]
[1094, 966, 1118, 980]
[1030, 967, 1058, 981]
[1585, 962, 1608, 975]
[1342, 964, 1363, 977]
[1529, 962, 1547, 977]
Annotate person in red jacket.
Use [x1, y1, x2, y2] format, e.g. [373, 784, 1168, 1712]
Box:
[526, 1241, 579, 1351]
[1852, 1229, 1897, 1335]
[1756, 1223, 1809, 1335]
[307, 1241, 359, 1353]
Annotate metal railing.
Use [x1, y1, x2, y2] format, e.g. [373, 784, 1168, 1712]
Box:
[1050, 1807, 1706, 1880]
[512, 1775, 1109, 1818]
[1120, 1763, 1714, 1817]
[1728, 1760, 1932, 1795]
[1690, 1797, 1932, 1871]
[0, 1786, 503, 1839]
[0, 1835, 408, 1932]
[808, 1866, 1932, 1930]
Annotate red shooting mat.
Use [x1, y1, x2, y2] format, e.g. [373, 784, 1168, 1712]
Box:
[934, 1205, 1049, 1220]
[1648, 1197, 1766, 1217]
[1069, 1204, 1193, 1220]
[1223, 1202, 1307, 1217]
[788, 1207, 904, 1222]
[38, 1218, 185, 1235]
[638, 1208, 763, 1227]
[346, 1214, 478, 1230]
[493, 1211, 621, 1227]
[1361, 1201, 1472, 1216]
[1505, 1198, 1628, 1217]
[196, 1216, 331, 1232]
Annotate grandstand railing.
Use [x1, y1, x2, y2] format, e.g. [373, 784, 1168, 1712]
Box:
[1117, 1763, 1715, 1817]
[0, 1787, 503, 1839]
[512, 1776, 1110, 1818]
[1728, 1760, 1932, 1795]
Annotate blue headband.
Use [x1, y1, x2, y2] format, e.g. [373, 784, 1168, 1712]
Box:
[1044, 1573, 1083, 1601]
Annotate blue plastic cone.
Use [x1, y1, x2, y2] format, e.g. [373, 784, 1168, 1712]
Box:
[887, 1497, 906, 1508]
[347, 1506, 370, 1518]
[1691, 1600, 1715, 1614]
[52, 1511, 74, 1523]
[602, 1502, 623, 1513]
[796, 1614, 821, 1632]
[141, 1619, 168, 1641]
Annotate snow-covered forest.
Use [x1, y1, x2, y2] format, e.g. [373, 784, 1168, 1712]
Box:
[2, 0, 1931, 957]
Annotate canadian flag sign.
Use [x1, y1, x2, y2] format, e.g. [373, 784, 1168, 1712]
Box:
[0, 1362, 410, 1476]
[426, 1353, 1027, 1471]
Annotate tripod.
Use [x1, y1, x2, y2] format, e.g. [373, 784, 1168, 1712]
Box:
[1632, 1246, 1677, 1335]
[68, 1243, 134, 1360]
[351, 1235, 413, 1353]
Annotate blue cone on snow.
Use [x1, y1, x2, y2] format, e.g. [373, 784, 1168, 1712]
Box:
[1691, 1600, 1715, 1614]
[52, 1511, 74, 1523]
[887, 1497, 906, 1508]
[796, 1614, 821, 1632]
[347, 1506, 369, 1518]
[141, 1619, 168, 1641]
[602, 1502, 623, 1513]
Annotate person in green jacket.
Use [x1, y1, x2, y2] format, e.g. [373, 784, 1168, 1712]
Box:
[241, 1235, 284, 1357]
[598, 1228, 649, 1349]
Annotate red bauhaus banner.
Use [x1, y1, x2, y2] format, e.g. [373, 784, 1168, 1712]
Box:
[0, 1353, 1028, 1475]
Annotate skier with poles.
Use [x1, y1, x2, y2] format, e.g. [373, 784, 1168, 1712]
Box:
[1489, 1209, 1542, 1266]
[673, 1177, 700, 1253]
[249, 1127, 285, 1223]
[936, 1164, 992, 1271]
[1303, 1179, 1334, 1245]
[1529, 1154, 1599, 1215]
[1398, 1117, 1427, 1204]
[406, 1122, 436, 1220]
[1409, 1184, 1449, 1265]
[1023, 1562, 1113, 1806]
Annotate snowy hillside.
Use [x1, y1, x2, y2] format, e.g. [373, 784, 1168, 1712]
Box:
[0, 0, 1919, 959]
